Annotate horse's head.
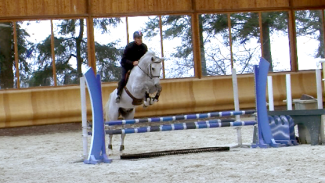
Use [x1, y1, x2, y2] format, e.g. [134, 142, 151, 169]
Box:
[138, 50, 163, 85]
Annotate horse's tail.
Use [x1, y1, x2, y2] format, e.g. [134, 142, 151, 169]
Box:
[104, 94, 111, 122]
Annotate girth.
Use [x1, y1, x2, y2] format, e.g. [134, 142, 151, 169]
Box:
[124, 87, 144, 105]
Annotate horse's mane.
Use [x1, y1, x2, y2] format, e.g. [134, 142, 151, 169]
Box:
[139, 50, 162, 65]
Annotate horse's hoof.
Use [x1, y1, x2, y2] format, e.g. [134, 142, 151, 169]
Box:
[115, 97, 121, 103]
[108, 150, 113, 156]
[108, 144, 113, 150]
[120, 145, 125, 151]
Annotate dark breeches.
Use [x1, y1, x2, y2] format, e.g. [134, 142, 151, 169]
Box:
[118, 67, 131, 90]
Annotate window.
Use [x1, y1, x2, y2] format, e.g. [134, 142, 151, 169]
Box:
[53, 18, 88, 85]
[94, 17, 126, 82]
[199, 13, 231, 76]
[231, 12, 261, 74]
[296, 10, 324, 70]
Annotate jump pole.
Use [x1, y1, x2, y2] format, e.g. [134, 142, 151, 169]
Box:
[105, 110, 255, 126]
[103, 121, 257, 135]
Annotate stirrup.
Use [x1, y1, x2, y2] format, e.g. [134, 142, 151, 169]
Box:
[116, 95, 121, 103]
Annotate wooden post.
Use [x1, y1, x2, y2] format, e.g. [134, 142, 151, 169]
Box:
[288, 2, 298, 71]
[86, 0, 96, 72]
[320, 9, 325, 57]
[159, 15, 166, 79]
[259, 12, 264, 58]
[13, 22, 20, 88]
[191, 0, 202, 78]
[50, 20, 57, 86]
[126, 17, 129, 44]
[227, 13, 234, 69]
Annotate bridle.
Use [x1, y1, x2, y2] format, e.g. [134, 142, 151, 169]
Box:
[124, 55, 163, 106]
[137, 60, 161, 79]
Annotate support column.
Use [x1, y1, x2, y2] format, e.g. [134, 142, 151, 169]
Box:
[288, 5, 298, 71]
[191, 3, 202, 78]
[86, 0, 96, 73]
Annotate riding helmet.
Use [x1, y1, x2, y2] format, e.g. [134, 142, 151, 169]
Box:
[133, 31, 143, 39]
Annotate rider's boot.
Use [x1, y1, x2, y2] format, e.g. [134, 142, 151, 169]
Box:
[116, 83, 123, 103]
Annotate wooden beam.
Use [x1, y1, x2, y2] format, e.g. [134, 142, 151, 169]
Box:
[258, 12, 264, 58]
[227, 13, 234, 69]
[191, 0, 202, 78]
[288, 3, 298, 71]
[86, 0, 96, 72]
[159, 15, 166, 79]
[50, 20, 57, 86]
[320, 10, 325, 58]
[13, 22, 19, 89]
[1, 0, 325, 21]
[126, 17, 129, 44]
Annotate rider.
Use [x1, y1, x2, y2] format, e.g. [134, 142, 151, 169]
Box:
[116, 30, 148, 103]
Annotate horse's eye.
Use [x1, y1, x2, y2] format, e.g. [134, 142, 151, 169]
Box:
[152, 68, 155, 70]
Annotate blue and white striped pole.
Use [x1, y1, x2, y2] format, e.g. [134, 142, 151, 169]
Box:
[106, 110, 256, 126]
[105, 120, 257, 135]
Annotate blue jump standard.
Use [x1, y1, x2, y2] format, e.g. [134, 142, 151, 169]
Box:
[83, 67, 112, 164]
[251, 58, 278, 148]
[106, 110, 256, 126]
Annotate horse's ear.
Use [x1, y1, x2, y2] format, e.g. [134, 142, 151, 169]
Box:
[151, 57, 154, 62]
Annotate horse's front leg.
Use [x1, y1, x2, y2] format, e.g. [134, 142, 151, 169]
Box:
[143, 92, 150, 107]
[107, 104, 119, 155]
[142, 86, 151, 107]
[149, 84, 162, 105]
[120, 108, 135, 155]
[108, 131, 113, 155]
[120, 132, 126, 155]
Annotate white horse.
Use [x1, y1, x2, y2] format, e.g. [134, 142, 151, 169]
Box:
[104, 50, 163, 155]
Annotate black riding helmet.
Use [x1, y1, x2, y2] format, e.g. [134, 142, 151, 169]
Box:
[133, 31, 143, 39]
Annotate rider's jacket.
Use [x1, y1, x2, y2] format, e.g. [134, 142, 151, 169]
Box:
[120, 41, 148, 70]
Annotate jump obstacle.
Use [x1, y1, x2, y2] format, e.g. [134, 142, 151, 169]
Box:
[80, 58, 297, 164]
[265, 60, 325, 145]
